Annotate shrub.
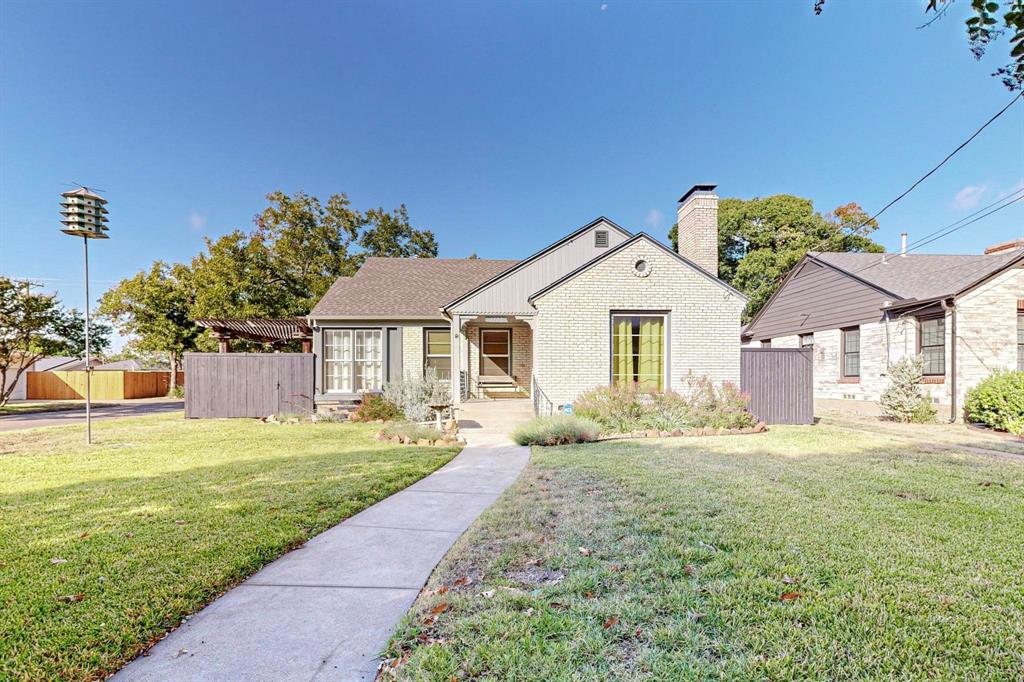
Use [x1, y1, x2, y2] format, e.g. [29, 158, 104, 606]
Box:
[965, 370, 1024, 435]
[383, 368, 450, 422]
[575, 376, 755, 432]
[511, 415, 601, 446]
[167, 385, 184, 399]
[684, 375, 758, 430]
[879, 355, 936, 423]
[573, 384, 645, 432]
[381, 422, 448, 442]
[351, 393, 403, 422]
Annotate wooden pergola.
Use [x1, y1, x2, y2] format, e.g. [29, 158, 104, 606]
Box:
[195, 318, 313, 353]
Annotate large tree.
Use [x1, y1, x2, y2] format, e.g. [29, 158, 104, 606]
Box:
[98, 262, 200, 378]
[0, 278, 111, 406]
[101, 191, 438, 356]
[669, 195, 884, 321]
[815, 0, 1024, 91]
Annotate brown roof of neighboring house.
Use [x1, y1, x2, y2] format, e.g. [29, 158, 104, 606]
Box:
[811, 248, 1024, 302]
[309, 257, 519, 319]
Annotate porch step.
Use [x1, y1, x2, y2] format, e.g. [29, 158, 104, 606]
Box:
[483, 388, 530, 400]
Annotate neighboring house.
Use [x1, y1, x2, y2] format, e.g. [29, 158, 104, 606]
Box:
[741, 239, 1024, 421]
[308, 185, 747, 414]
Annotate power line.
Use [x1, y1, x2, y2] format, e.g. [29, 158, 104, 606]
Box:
[901, 185, 1024, 253]
[806, 91, 1024, 254]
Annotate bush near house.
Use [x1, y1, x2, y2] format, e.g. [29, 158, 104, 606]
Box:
[965, 370, 1024, 435]
[880, 356, 936, 424]
[380, 422, 448, 443]
[573, 376, 756, 433]
[351, 393, 403, 422]
[512, 415, 602, 446]
[383, 368, 450, 422]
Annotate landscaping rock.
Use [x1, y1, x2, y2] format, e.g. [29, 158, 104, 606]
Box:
[659, 430, 670, 438]
[402, 436, 412, 445]
[417, 438, 431, 447]
[670, 429, 683, 437]
[755, 421, 768, 433]
[645, 429, 660, 438]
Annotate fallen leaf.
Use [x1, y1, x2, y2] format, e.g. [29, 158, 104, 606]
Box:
[57, 593, 84, 603]
[174, 520, 186, 526]
[603, 616, 619, 629]
[687, 611, 704, 621]
[782, 575, 796, 585]
[683, 564, 696, 576]
[79, 532, 90, 539]
[125, 532, 134, 538]
[527, 558, 541, 567]
[430, 602, 449, 616]
[635, 626, 643, 636]
[610, 564, 622, 572]
[615, 535, 625, 541]
[584, 591, 595, 599]
[422, 615, 437, 626]
[578, 547, 592, 557]
[780, 592, 803, 601]
[548, 601, 567, 609]
[50, 558, 68, 565]
[452, 576, 472, 587]
[525, 607, 534, 617]
[435, 585, 450, 595]
[172, 648, 188, 659]
[481, 590, 495, 599]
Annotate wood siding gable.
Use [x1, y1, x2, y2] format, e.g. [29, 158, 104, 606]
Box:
[447, 219, 630, 315]
[743, 258, 893, 341]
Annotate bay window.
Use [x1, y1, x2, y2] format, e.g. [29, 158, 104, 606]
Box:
[324, 329, 383, 393]
[611, 314, 666, 392]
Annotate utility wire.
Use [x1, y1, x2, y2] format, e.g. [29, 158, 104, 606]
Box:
[805, 91, 1024, 255]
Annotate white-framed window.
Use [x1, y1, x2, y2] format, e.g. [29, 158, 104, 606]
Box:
[424, 328, 451, 380]
[760, 339, 772, 348]
[324, 329, 383, 393]
[842, 327, 860, 378]
[800, 333, 814, 348]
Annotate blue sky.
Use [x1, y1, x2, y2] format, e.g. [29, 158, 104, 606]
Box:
[2, 0, 1022, 330]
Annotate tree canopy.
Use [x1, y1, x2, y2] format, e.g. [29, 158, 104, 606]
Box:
[669, 195, 884, 321]
[101, 191, 438, 360]
[0, 277, 112, 405]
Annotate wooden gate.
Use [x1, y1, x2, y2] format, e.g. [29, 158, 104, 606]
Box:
[740, 348, 814, 425]
[184, 353, 314, 418]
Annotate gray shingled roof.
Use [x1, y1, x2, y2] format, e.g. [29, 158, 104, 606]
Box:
[310, 257, 519, 318]
[811, 249, 1024, 302]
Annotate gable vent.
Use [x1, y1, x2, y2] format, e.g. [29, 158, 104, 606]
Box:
[594, 230, 609, 248]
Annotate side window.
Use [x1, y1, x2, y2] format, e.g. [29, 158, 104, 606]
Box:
[424, 329, 452, 380]
[841, 327, 860, 378]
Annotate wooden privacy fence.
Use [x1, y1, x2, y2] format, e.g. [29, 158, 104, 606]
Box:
[184, 352, 314, 418]
[27, 371, 184, 400]
[740, 348, 814, 425]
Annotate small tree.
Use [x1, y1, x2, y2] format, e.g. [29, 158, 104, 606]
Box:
[0, 278, 111, 406]
[880, 356, 937, 423]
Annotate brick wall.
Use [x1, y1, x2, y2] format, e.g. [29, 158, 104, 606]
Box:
[402, 325, 423, 380]
[532, 238, 745, 408]
[676, 192, 719, 277]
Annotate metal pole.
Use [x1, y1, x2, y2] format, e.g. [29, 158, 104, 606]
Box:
[84, 235, 92, 445]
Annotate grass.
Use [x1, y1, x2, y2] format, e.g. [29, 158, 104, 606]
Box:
[0, 401, 114, 416]
[386, 426, 1024, 680]
[0, 414, 459, 681]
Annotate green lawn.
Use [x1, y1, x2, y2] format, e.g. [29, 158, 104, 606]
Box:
[386, 426, 1024, 680]
[0, 414, 459, 682]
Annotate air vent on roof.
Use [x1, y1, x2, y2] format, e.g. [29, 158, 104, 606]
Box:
[595, 230, 609, 248]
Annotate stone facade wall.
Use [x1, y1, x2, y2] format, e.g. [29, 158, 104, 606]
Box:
[676, 192, 719, 277]
[954, 266, 1023, 411]
[532, 238, 745, 409]
[463, 321, 531, 397]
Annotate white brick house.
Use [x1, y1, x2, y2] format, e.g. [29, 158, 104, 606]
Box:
[308, 185, 747, 414]
[742, 240, 1024, 421]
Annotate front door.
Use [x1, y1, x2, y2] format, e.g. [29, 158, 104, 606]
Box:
[479, 329, 511, 378]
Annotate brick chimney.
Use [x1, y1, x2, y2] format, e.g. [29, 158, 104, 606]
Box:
[676, 184, 719, 276]
[984, 238, 1024, 255]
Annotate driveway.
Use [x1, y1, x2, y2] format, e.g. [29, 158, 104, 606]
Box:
[112, 401, 533, 681]
[0, 400, 183, 431]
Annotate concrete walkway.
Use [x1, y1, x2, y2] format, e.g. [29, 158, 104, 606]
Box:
[114, 402, 531, 682]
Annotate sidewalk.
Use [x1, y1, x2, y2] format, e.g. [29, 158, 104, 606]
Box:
[113, 424, 530, 681]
